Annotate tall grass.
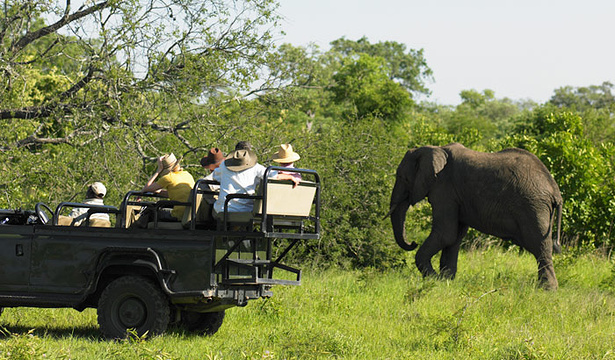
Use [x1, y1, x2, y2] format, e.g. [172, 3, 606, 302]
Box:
[1, 247, 615, 359]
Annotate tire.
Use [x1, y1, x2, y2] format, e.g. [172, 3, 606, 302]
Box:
[180, 310, 225, 335]
[97, 276, 170, 339]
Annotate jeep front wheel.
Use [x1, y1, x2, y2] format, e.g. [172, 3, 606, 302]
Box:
[97, 276, 170, 339]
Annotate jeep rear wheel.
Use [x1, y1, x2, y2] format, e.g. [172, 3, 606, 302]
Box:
[97, 276, 170, 339]
[180, 310, 225, 335]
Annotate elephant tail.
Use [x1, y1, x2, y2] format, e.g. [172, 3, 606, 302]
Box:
[552, 201, 562, 254]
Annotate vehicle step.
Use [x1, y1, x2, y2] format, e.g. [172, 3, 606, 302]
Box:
[220, 278, 300, 286]
[225, 259, 271, 266]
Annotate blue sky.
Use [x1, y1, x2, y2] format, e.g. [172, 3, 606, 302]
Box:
[276, 0, 615, 105]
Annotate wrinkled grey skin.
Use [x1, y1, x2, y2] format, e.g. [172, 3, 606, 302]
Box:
[390, 143, 562, 290]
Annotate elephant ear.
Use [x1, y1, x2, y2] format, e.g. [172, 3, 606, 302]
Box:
[412, 146, 448, 203]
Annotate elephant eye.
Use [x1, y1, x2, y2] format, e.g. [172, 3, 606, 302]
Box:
[397, 174, 410, 186]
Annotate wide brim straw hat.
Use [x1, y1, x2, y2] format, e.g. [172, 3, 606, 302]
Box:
[200, 148, 224, 167]
[272, 144, 300, 163]
[159, 153, 180, 176]
[225, 149, 257, 171]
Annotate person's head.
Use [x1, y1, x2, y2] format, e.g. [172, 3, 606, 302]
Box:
[200, 148, 224, 171]
[272, 144, 300, 166]
[234, 141, 252, 151]
[86, 182, 106, 199]
[225, 148, 257, 172]
[159, 153, 180, 176]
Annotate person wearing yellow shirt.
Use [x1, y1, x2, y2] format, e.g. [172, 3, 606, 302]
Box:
[140, 153, 195, 222]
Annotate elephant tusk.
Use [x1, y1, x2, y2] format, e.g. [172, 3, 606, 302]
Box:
[383, 204, 398, 220]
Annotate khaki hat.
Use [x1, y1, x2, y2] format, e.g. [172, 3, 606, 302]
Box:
[200, 148, 224, 167]
[89, 182, 107, 197]
[159, 153, 180, 176]
[272, 144, 300, 163]
[225, 149, 257, 171]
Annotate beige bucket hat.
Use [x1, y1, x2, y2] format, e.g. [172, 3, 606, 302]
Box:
[272, 144, 300, 163]
[225, 149, 258, 171]
[159, 153, 180, 176]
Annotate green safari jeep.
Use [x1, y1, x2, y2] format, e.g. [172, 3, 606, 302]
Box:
[0, 167, 320, 339]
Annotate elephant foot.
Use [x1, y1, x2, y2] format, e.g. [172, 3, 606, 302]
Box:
[418, 266, 438, 279]
[438, 268, 456, 280]
[537, 263, 558, 290]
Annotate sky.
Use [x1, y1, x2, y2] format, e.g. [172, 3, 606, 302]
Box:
[275, 0, 615, 105]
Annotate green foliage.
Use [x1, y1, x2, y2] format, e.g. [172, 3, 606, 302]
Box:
[285, 116, 407, 268]
[550, 81, 615, 111]
[500, 105, 615, 247]
[4, 0, 615, 271]
[329, 54, 413, 122]
[442, 89, 523, 141]
[330, 36, 433, 96]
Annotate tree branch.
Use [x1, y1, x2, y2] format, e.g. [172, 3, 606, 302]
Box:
[59, 66, 97, 100]
[11, 1, 111, 53]
[0, 106, 54, 120]
[15, 135, 72, 147]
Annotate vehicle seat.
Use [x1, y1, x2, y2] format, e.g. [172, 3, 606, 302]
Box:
[57, 215, 73, 226]
[217, 179, 317, 231]
[148, 189, 212, 230]
[123, 204, 143, 228]
[253, 180, 316, 217]
[88, 218, 112, 227]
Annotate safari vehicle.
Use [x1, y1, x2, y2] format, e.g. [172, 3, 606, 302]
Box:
[0, 167, 320, 339]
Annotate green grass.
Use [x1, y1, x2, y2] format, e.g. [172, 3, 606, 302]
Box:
[2, 247, 615, 359]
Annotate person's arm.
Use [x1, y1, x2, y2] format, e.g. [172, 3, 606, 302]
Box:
[141, 157, 166, 195]
[276, 173, 301, 188]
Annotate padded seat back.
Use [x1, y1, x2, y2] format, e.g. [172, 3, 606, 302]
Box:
[147, 186, 214, 229]
[57, 215, 73, 226]
[182, 191, 213, 226]
[253, 180, 317, 217]
[123, 204, 143, 228]
[89, 218, 112, 227]
[57, 214, 111, 227]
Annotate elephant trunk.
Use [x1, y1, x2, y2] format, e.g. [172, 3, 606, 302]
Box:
[390, 200, 418, 251]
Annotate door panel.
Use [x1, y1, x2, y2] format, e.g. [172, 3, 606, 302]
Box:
[0, 226, 32, 292]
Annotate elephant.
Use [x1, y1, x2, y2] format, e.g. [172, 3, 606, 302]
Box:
[389, 143, 562, 290]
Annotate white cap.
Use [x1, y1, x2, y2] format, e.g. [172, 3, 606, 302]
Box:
[90, 182, 107, 197]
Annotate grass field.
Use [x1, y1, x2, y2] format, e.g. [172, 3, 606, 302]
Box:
[1, 247, 615, 359]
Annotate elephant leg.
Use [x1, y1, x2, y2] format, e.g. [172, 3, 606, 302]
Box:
[536, 239, 558, 290]
[519, 222, 558, 290]
[415, 236, 441, 278]
[416, 207, 460, 278]
[439, 224, 468, 279]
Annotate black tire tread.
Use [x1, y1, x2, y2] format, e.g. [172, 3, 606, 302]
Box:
[180, 310, 225, 335]
[97, 276, 170, 339]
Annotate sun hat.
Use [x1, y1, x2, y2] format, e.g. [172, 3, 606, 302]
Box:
[200, 148, 224, 167]
[159, 153, 180, 176]
[89, 182, 107, 197]
[225, 149, 257, 171]
[272, 144, 300, 163]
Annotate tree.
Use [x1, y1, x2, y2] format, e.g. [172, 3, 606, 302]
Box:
[442, 89, 522, 141]
[0, 0, 282, 207]
[1, 0, 281, 152]
[330, 36, 433, 97]
[329, 54, 413, 122]
[549, 82, 615, 144]
[550, 81, 615, 111]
